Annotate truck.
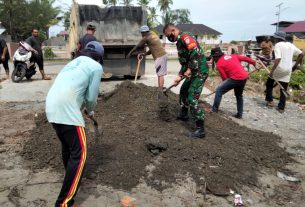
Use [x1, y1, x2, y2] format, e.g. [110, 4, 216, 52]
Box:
[69, 1, 147, 78]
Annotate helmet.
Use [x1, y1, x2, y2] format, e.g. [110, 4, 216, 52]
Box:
[211, 47, 223, 57]
[139, 25, 150, 33]
[85, 41, 104, 57]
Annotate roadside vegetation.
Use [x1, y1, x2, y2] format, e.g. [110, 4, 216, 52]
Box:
[249, 67, 305, 104]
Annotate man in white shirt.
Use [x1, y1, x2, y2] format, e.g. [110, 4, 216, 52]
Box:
[265, 31, 304, 113]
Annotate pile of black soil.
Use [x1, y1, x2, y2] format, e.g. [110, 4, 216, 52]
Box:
[21, 81, 293, 195]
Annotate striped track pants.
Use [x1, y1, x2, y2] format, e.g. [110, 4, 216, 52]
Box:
[52, 123, 87, 207]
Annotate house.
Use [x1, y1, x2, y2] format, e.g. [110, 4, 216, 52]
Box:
[272, 20, 305, 50]
[154, 24, 222, 44]
[283, 21, 305, 39]
[271, 21, 295, 32]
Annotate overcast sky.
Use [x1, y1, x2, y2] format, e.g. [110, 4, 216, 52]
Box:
[50, 0, 305, 42]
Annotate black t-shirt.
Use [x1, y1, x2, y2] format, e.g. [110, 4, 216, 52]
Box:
[79, 34, 97, 50]
[26, 36, 42, 55]
[0, 38, 10, 60]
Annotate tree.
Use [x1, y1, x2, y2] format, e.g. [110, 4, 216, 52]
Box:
[63, 10, 71, 30]
[137, 0, 150, 7]
[0, 0, 60, 41]
[122, 0, 133, 6]
[157, 0, 172, 24]
[148, 7, 159, 24]
[103, 0, 108, 4]
[25, 0, 61, 40]
[0, 0, 28, 41]
[165, 9, 192, 25]
[108, 0, 119, 6]
[147, 7, 159, 29]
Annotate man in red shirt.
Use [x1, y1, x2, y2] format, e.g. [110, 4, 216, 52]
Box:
[211, 47, 257, 119]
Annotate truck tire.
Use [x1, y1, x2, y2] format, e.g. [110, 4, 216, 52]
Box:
[11, 64, 26, 83]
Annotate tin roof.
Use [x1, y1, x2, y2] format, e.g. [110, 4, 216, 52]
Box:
[283, 21, 305, 33]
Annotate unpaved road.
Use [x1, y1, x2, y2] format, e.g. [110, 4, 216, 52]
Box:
[0, 60, 304, 207]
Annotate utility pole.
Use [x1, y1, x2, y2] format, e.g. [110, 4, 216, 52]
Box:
[275, 2, 283, 32]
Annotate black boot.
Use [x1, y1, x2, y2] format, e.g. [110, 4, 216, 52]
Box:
[190, 120, 205, 138]
[177, 107, 189, 121]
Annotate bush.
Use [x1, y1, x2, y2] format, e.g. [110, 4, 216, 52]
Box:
[208, 68, 219, 77]
[43, 47, 56, 59]
[249, 70, 268, 83]
[290, 70, 305, 89]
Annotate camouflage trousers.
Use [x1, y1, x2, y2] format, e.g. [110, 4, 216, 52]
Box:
[179, 74, 208, 121]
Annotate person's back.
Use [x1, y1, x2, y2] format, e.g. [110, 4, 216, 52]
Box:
[273, 41, 300, 82]
[46, 56, 102, 126]
[76, 23, 97, 53]
[145, 32, 166, 60]
[79, 34, 97, 50]
[216, 54, 252, 80]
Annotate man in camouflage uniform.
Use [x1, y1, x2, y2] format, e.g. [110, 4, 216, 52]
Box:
[163, 23, 209, 138]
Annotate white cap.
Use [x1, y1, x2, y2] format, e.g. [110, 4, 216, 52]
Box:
[139, 25, 149, 33]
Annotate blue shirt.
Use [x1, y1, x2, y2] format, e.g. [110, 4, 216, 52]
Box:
[45, 56, 103, 127]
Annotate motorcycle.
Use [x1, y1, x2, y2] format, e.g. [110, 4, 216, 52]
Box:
[11, 41, 37, 82]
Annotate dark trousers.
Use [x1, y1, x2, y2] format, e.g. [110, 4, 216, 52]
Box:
[31, 53, 44, 70]
[0, 59, 9, 71]
[265, 77, 289, 110]
[52, 123, 87, 207]
[212, 78, 247, 116]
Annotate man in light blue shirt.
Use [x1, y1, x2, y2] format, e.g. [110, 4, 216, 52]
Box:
[46, 41, 103, 207]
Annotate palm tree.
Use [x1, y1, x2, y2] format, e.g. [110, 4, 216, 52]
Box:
[122, 0, 133, 6]
[166, 9, 192, 25]
[137, 0, 150, 7]
[108, 0, 119, 6]
[157, 0, 173, 24]
[148, 7, 159, 24]
[147, 7, 159, 29]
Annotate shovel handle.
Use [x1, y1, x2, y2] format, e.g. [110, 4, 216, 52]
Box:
[163, 76, 185, 93]
[204, 90, 216, 97]
[134, 54, 143, 84]
[257, 59, 290, 97]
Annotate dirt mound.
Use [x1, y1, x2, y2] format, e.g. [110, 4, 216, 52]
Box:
[22, 81, 293, 195]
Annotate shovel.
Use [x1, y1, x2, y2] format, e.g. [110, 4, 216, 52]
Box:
[84, 110, 103, 137]
[163, 76, 186, 96]
[203, 66, 261, 98]
[257, 58, 290, 97]
[134, 54, 144, 84]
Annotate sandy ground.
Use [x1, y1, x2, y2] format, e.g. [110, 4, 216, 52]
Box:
[0, 60, 305, 207]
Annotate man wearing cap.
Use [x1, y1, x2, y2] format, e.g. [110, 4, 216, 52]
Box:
[127, 25, 168, 88]
[163, 23, 208, 138]
[46, 41, 104, 207]
[210, 47, 257, 119]
[265, 31, 303, 113]
[76, 23, 97, 56]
